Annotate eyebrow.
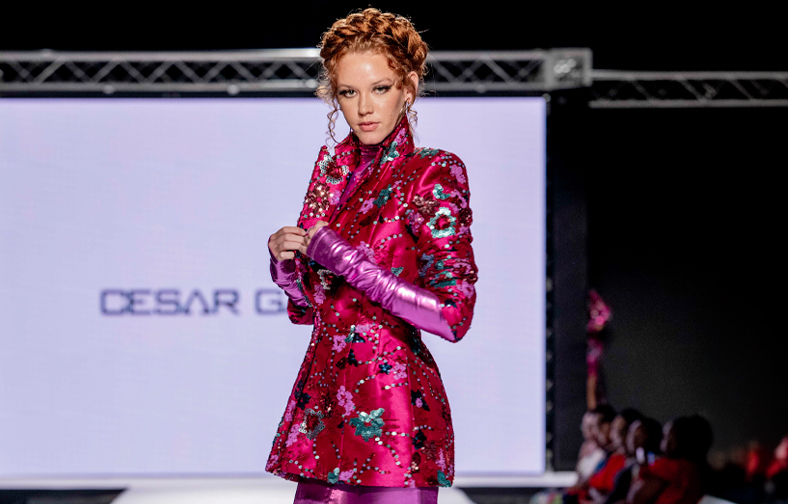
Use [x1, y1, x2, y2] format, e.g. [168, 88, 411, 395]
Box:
[336, 78, 395, 89]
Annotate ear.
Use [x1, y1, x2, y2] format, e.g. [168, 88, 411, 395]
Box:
[405, 71, 419, 102]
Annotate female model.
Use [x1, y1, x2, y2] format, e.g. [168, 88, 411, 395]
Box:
[266, 8, 478, 503]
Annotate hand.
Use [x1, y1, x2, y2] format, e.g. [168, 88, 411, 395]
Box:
[268, 226, 307, 261]
[304, 221, 330, 256]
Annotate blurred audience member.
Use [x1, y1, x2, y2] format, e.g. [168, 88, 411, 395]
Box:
[767, 436, 788, 501]
[745, 441, 771, 483]
[627, 415, 713, 504]
[606, 417, 663, 504]
[578, 410, 608, 483]
[585, 409, 644, 503]
[767, 436, 788, 480]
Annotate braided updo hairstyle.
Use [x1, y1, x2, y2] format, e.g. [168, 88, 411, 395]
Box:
[317, 8, 429, 142]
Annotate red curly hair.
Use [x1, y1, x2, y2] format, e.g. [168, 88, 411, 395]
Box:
[317, 8, 429, 142]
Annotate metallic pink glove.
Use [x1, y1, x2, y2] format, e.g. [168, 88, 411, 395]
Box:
[307, 227, 455, 341]
[269, 248, 309, 308]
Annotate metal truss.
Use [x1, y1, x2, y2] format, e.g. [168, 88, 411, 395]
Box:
[0, 48, 591, 95]
[590, 70, 788, 108]
[2, 49, 787, 107]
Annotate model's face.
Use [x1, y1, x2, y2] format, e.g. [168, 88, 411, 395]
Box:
[335, 51, 417, 145]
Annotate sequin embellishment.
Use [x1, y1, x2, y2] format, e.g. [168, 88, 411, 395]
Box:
[428, 207, 457, 238]
[349, 408, 385, 442]
[300, 409, 326, 440]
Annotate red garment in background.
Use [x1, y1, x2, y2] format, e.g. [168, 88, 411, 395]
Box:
[588, 453, 627, 495]
[640, 458, 703, 504]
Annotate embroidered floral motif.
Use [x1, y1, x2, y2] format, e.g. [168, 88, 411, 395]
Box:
[356, 241, 376, 262]
[413, 194, 438, 216]
[381, 142, 399, 164]
[296, 391, 311, 410]
[391, 267, 404, 276]
[360, 198, 374, 213]
[285, 423, 301, 447]
[407, 210, 424, 227]
[450, 163, 467, 184]
[332, 334, 347, 353]
[283, 399, 296, 422]
[317, 269, 334, 291]
[299, 408, 325, 440]
[432, 184, 451, 200]
[373, 185, 393, 208]
[392, 361, 408, 379]
[313, 283, 326, 304]
[418, 147, 440, 159]
[327, 467, 354, 484]
[345, 325, 366, 343]
[419, 254, 435, 278]
[319, 153, 350, 186]
[411, 390, 430, 411]
[337, 386, 355, 417]
[349, 408, 385, 441]
[305, 182, 331, 216]
[378, 363, 392, 374]
[437, 470, 452, 487]
[413, 429, 427, 449]
[428, 207, 457, 238]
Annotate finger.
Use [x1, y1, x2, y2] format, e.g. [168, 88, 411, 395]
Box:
[276, 250, 296, 261]
[279, 226, 306, 235]
[270, 226, 306, 242]
[273, 239, 307, 254]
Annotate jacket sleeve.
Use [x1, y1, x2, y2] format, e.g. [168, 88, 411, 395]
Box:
[406, 151, 477, 342]
[307, 151, 477, 342]
[307, 227, 453, 340]
[269, 248, 313, 325]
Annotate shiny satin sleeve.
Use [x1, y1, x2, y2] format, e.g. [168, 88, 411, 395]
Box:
[269, 248, 314, 325]
[269, 248, 308, 307]
[307, 227, 456, 342]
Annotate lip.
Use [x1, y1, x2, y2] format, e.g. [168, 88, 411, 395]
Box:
[358, 122, 379, 132]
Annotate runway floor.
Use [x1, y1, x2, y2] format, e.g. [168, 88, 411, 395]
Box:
[0, 473, 577, 504]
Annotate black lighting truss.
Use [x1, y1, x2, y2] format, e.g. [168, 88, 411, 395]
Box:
[0, 48, 590, 95]
[590, 70, 788, 108]
[2, 49, 788, 107]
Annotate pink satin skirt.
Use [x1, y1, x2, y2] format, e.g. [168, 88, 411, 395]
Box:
[294, 478, 438, 504]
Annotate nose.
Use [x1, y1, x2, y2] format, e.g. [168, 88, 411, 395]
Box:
[358, 92, 373, 116]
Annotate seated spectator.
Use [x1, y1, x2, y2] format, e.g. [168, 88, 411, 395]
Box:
[584, 409, 644, 503]
[578, 410, 607, 483]
[767, 436, 788, 500]
[606, 417, 663, 504]
[564, 404, 618, 504]
[767, 436, 788, 480]
[627, 415, 713, 504]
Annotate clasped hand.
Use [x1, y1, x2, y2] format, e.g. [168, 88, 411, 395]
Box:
[268, 221, 329, 261]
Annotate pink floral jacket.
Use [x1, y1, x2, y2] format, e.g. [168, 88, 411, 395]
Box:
[265, 117, 477, 488]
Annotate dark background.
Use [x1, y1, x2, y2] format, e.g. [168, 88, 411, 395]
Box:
[3, 2, 785, 471]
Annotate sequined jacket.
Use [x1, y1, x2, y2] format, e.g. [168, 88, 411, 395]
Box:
[265, 117, 478, 488]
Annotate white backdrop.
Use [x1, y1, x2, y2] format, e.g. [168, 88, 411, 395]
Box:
[0, 97, 545, 477]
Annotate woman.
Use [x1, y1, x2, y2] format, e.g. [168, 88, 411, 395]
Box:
[627, 416, 713, 504]
[265, 8, 478, 503]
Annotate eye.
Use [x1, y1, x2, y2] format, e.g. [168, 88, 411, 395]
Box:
[374, 85, 392, 93]
[338, 89, 356, 98]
